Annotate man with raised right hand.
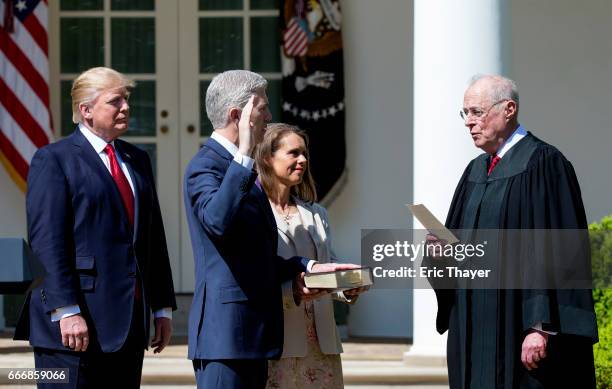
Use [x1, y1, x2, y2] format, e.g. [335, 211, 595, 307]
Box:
[184, 70, 355, 389]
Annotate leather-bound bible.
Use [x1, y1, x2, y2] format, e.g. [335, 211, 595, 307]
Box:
[304, 267, 373, 290]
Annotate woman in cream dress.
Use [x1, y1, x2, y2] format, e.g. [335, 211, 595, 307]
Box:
[255, 123, 367, 389]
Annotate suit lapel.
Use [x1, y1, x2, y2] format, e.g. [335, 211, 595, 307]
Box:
[206, 138, 277, 237]
[253, 179, 277, 237]
[205, 137, 233, 160]
[295, 199, 327, 260]
[71, 131, 132, 231]
[71, 130, 137, 235]
[71, 128, 112, 185]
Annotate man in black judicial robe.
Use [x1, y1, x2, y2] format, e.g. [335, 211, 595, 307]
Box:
[429, 75, 598, 388]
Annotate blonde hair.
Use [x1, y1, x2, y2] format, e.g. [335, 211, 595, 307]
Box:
[71, 67, 135, 123]
[255, 123, 317, 203]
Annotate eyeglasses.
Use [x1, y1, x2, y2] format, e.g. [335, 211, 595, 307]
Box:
[460, 99, 509, 121]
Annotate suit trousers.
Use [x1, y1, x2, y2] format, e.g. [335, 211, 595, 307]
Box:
[33, 299, 145, 389]
[193, 359, 268, 389]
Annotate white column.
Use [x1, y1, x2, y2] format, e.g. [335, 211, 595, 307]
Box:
[406, 0, 508, 364]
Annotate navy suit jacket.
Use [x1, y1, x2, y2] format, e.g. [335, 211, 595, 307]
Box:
[15, 128, 176, 353]
[184, 138, 309, 360]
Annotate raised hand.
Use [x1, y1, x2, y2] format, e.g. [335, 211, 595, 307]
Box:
[237, 95, 256, 156]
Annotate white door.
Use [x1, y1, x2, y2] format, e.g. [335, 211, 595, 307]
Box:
[49, 0, 283, 292]
[49, 0, 181, 288]
[177, 0, 283, 291]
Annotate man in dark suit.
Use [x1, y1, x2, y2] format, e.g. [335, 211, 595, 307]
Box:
[16, 67, 177, 388]
[184, 70, 352, 388]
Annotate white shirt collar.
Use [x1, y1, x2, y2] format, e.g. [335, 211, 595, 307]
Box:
[495, 124, 527, 158]
[79, 123, 114, 153]
[211, 131, 239, 157]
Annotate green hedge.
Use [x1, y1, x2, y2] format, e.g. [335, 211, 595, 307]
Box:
[590, 215, 612, 389]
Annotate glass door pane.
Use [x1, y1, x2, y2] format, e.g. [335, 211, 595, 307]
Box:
[178, 0, 282, 292]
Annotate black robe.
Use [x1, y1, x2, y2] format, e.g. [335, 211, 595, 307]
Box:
[435, 132, 598, 388]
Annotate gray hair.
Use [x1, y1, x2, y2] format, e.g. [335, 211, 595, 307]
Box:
[468, 74, 520, 109]
[205, 70, 268, 129]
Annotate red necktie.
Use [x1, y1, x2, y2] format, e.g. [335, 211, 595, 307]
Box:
[104, 144, 141, 301]
[104, 144, 134, 226]
[488, 154, 501, 176]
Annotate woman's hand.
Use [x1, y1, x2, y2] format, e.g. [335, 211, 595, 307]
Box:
[293, 272, 329, 304]
[310, 262, 361, 273]
[343, 285, 370, 298]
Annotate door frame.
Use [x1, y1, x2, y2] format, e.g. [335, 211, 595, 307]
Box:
[48, 0, 183, 291]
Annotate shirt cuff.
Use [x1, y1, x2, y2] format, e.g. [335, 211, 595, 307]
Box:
[154, 307, 173, 319]
[51, 305, 81, 322]
[234, 153, 255, 170]
[306, 260, 317, 273]
[532, 322, 557, 335]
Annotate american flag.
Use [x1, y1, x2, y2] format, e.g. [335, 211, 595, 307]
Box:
[0, 0, 52, 191]
[283, 17, 308, 57]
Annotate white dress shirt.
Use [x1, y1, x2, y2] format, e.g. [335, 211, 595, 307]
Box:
[79, 123, 136, 192]
[210, 131, 255, 170]
[51, 124, 172, 322]
[495, 124, 527, 158]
